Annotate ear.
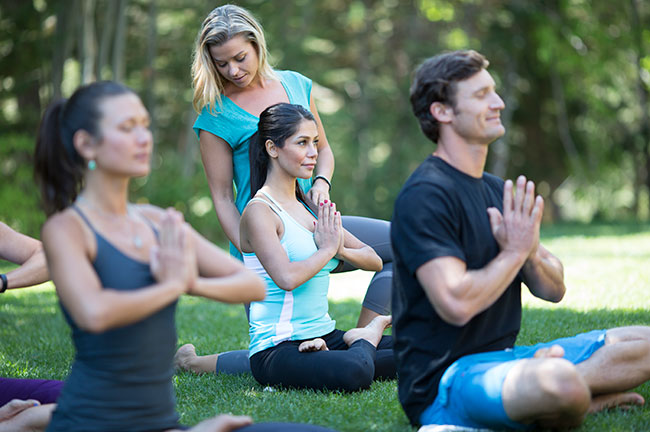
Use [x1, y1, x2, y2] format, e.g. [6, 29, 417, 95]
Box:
[265, 139, 279, 158]
[72, 129, 97, 162]
[429, 102, 453, 124]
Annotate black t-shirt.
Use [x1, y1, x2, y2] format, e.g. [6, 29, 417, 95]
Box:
[391, 156, 523, 426]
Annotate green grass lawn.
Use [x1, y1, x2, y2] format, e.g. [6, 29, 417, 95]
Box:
[2, 222, 650, 431]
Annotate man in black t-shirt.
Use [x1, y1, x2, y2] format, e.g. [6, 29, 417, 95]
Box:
[392, 50, 650, 430]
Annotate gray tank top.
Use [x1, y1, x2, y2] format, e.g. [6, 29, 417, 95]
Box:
[47, 206, 180, 432]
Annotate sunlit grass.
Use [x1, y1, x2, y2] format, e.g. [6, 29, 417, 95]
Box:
[1, 223, 650, 431]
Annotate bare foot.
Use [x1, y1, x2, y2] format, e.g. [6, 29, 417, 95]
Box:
[589, 392, 645, 414]
[0, 399, 39, 421]
[299, 338, 329, 352]
[174, 343, 198, 371]
[533, 344, 565, 359]
[343, 315, 392, 348]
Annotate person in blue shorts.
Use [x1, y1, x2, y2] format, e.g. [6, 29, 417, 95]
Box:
[391, 50, 650, 430]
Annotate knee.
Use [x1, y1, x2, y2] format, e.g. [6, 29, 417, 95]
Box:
[538, 359, 590, 416]
[334, 359, 374, 392]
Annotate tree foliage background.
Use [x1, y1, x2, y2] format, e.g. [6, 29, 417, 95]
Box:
[1, 0, 649, 246]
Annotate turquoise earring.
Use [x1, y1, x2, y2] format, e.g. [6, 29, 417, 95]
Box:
[88, 160, 96, 171]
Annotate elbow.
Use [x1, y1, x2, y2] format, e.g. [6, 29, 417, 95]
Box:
[273, 274, 300, 291]
[76, 305, 112, 334]
[436, 301, 474, 327]
[249, 274, 267, 301]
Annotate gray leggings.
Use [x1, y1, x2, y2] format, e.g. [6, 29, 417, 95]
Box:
[340, 216, 392, 315]
[217, 216, 392, 375]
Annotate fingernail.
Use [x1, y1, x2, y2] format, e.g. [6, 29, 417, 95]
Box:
[320, 202, 323, 206]
[324, 200, 328, 204]
[330, 203, 333, 207]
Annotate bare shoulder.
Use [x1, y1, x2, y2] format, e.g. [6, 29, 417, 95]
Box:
[241, 199, 278, 227]
[42, 209, 91, 256]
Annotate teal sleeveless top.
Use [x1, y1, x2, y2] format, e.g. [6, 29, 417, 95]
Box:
[243, 192, 338, 356]
[193, 70, 314, 260]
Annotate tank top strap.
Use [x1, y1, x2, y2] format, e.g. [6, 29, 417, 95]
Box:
[258, 191, 285, 213]
[129, 205, 159, 239]
[248, 196, 282, 218]
[71, 205, 98, 234]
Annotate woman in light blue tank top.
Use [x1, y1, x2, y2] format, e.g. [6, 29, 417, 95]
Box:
[241, 103, 395, 391]
[33, 81, 336, 432]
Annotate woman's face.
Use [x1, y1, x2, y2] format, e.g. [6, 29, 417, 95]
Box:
[274, 119, 319, 179]
[93, 93, 153, 178]
[209, 34, 260, 89]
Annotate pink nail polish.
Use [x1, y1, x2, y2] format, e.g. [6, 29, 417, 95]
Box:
[324, 200, 328, 204]
[330, 202, 333, 207]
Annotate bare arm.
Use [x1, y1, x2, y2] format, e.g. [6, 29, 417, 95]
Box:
[137, 205, 265, 304]
[307, 96, 335, 205]
[199, 130, 242, 251]
[0, 222, 48, 289]
[522, 244, 565, 302]
[42, 210, 191, 333]
[329, 202, 382, 272]
[189, 226, 266, 303]
[240, 201, 340, 291]
[416, 176, 546, 326]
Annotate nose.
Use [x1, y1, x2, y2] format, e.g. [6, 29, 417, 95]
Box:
[228, 63, 240, 77]
[307, 142, 318, 158]
[136, 126, 152, 145]
[490, 92, 505, 111]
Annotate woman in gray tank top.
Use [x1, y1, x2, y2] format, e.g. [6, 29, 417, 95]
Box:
[33, 81, 337, 432]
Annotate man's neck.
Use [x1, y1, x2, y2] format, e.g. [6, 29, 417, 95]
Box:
[434, 137, 488, 178]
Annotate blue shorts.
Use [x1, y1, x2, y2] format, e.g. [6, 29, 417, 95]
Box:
[420, 330, 607, 430]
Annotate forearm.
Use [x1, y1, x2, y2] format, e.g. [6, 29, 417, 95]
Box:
[336, 245, 382, 272]
[268, 248, 336, 291]
[190, 268, 265, 303]
[315, 145, 335, 180]
[4, 250, 48, 289]
[68, 280, 184, 333]
[522, 246, 565, 302]
[428, 250, 527, 326]
[213, 198, 242, 250]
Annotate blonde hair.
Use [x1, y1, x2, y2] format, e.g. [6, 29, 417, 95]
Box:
[192, 4, 277, 114]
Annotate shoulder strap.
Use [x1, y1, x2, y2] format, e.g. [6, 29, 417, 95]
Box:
[129, 205, 159, 239]
[248, 196, 282, 218]
[71, 205, 98, 234]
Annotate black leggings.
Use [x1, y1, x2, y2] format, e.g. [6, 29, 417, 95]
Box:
[340, 216, 392, 315]
[249, 330, 395, 392]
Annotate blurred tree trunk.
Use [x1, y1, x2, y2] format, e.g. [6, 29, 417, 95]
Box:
[145, 0, 157, 137]
[97, 0, 118, 80]
[630, 0, 650, 217]
[80, 0, 97, 83]
[52, 0, 77, 99]
[353, 0, 372, 186]
[112, 0, 128, 82]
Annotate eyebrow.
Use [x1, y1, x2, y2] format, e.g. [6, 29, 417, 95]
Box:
[212, 50, 246, 62]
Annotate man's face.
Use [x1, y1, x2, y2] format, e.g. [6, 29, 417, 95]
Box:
[448, 69, 506, 145]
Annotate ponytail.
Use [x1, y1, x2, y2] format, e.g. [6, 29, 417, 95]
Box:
[34, 99, 84, 215]
[33, 81, 134, 215]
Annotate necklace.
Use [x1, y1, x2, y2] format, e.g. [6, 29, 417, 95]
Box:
[76, 195, 144, 249]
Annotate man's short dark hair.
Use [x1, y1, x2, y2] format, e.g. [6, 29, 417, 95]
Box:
[410, 50, 489, 143]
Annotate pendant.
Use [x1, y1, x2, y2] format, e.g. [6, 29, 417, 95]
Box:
[133, 235, 143, 249]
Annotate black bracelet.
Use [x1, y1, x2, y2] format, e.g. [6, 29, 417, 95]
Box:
[313, 175, 332, 192]
[0, 274, 7, 293]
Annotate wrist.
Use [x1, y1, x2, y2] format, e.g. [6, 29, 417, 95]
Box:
[0, 274, 7, 293]
[313, 175, 332, 192]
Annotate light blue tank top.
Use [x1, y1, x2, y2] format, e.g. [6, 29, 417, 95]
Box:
[243, 192, 339, 356]
[193, 70, 314, 260]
